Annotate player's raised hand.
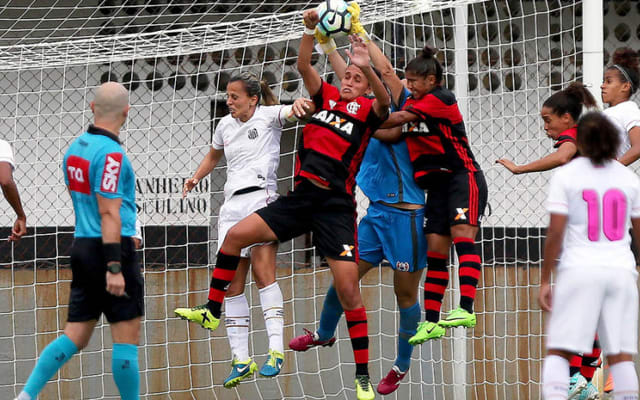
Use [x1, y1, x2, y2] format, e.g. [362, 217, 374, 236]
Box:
[538, 282, 552, 312]
[9, 216, 26, 242]
[303, 9, 319, 29]
[292, 98, 314, 119]
[345, 34, 370, 69]
[182, 177, 199, 198]
[495, 158, 522, 174]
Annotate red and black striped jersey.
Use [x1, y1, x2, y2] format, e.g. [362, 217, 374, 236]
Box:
[553, 126, 577, 149]
[402, 86, 480, 188]
[295, 80, 384, 195]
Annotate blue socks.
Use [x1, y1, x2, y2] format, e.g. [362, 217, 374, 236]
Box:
[395, 302, 420, 372]
[22, 334, 78, 398]
[317, 285, 344, 341]
[112, 343, 139, 400]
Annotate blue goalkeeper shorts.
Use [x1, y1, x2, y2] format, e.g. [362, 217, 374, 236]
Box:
[358, 201, 428, 272]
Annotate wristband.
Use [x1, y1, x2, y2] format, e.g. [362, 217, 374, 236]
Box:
[103, 242, 122, 264]
[304, 27, 316, 36]
[107, 262, 122, 274]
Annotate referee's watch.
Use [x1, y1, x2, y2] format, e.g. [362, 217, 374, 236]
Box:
[107, 262, 122, 274]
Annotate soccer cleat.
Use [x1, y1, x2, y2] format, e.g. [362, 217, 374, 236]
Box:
[223, 358, 258, 388]
[259, 349, 284, 377]
[568, 372, 587, 400]
[604, 372, 613, 393]
[355, 374, 375, 400]
[578, 382, 599, 400]
[408, 321, 446, 345]
[289, 328, 336, 352]
[174, 304, 220, 331]
[377, 365, 407, 395]
[438, 307, 477, 328]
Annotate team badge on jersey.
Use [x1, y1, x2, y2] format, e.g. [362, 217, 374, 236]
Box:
[247, 128, 259, 140]
[346, 101, 360, 115]
[101, 152, 123, 193]
[395, 261, 410, 271]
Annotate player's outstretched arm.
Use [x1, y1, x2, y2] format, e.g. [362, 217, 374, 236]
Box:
[0, 161, 26, 241]
[298, 9, 323, 98]
[379, 110, 418, 129]
[496, 141, 577, 174]
[285, 97, 316, 123]
[539, 213, 567, 312]
[183, 148, 223, 198]
[345, 35, 390, 117]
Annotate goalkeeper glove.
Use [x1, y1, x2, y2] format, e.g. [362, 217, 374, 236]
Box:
[314, 29, 337, 55]
[347, 1, 370, 42]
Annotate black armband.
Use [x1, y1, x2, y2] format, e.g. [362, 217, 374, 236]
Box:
[103, 242, 122, 264]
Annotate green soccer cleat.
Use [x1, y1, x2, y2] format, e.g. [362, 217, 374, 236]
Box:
[223, 358, 258, 388]
[568, 372, 587, 400]
[259, 349, 284, 377]
[438, 307, 477, 328]
[174, 304, 220, 331]
[355, 374, 375, 400]
[408, 321, 446, 345]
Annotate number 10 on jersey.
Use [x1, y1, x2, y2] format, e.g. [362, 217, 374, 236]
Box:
[583, 189, 627, 242]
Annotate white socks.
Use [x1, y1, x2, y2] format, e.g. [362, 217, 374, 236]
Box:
[611, 361, 639, 400]
[224, 294, 250, 361]
[259, 282, 284, 354]
[542, 354, 569, 399]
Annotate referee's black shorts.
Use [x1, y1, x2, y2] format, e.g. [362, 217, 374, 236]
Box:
[256, 179, 359, 262]
[67, 237, 144, 323]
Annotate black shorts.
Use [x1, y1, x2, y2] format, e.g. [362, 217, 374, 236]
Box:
[256, 179, 358, 262]
[67, 237, 144, 323]
[424, 170, 488, 235]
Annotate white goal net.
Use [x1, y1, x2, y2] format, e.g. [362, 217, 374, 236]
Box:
[0, 0, 602, 399]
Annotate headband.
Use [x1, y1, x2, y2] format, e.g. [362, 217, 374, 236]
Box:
[613, 64, 636, 92]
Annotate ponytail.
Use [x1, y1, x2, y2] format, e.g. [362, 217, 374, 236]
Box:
[607, 47, 640, 96]
[542, 82, 596, 122]
[405, 45, 443, 84]
[259, 79, 279, 105]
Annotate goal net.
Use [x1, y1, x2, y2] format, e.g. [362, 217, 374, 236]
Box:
[0, 0, 595, 399]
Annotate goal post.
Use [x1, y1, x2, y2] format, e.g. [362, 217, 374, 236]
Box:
[0, 1, 602, 399]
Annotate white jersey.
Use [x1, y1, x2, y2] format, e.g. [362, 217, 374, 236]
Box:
[212, 105, 289, 201]
[0, 139, 15, 169]
[603, 100, 640, 158]
[546, 157, 640, 271]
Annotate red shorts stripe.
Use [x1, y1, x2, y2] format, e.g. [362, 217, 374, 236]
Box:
[468, 172, 478, 223]
[208, 288, 225, 302]
[425, 283, 447, 295]
[213, 268, 236, 282]
[348, 322, 368, 338]
[353, 349, 369, 364]
[427, 251, 448, 259]
[458, 254, 481, 264]
[426, 270, 449, 280]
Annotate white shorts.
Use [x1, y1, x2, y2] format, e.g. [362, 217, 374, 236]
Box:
[217, 188, 278, 258]
[546, 266, 638, 355]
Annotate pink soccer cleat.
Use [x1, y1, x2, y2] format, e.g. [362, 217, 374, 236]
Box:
[377, 365, 407, 395]
[289, 328, 336, 352]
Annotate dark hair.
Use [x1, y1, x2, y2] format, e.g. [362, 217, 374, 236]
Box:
[405, 45, 443, 83]
[228, 72, 279, 106]
[576, 112, 620, 165]
[542, 82, 597, 122]
[607, 47, 640, 96]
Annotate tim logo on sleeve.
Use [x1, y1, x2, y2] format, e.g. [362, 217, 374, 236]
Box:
[101, 152, 123, 193]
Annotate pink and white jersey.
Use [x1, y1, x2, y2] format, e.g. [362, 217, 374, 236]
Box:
[212, 105, 289, 201]
[546, 157, 640, 271]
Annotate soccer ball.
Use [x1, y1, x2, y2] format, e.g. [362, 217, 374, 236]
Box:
[315, 0, 352, 38]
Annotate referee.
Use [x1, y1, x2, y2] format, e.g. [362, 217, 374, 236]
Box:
[16, 82, 142, 400]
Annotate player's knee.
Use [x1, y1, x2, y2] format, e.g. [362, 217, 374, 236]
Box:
[334, 282, 362, 310]
[451, 224, 478, 239]
[394, 286, 417, 308]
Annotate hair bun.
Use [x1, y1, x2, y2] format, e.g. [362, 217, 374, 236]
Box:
[421, 45, 436, 59]
[612, 47, 639, 70]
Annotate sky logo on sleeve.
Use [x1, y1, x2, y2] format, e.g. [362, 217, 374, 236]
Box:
[101, 152, 123, 193]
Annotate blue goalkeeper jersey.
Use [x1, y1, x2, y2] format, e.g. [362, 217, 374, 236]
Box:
[356, 88, 425, 205]
[63, 125, 137, 238]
